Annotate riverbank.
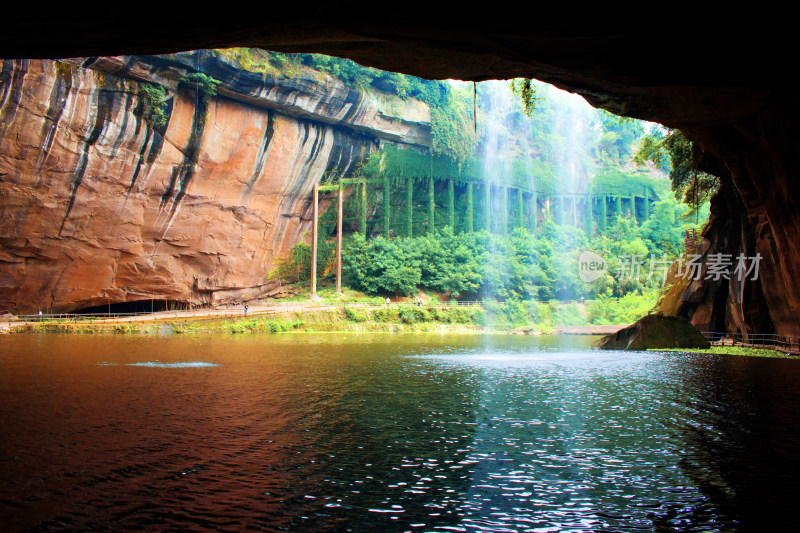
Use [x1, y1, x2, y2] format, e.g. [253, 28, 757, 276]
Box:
[0, 304, 628, 336]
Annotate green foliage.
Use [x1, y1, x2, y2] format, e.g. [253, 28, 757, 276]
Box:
[343, 225, 582, 302]
[633, 128, 719, 209]
[178, 72, 221, 107]
[226, 317, 303, 334]
[658, 346, 791, 358]
[53, 60, 75, 79]
[270, 237, 312, 282]
[509, 79, 538, 118]
[553, 302, 588, 326]
[138, 83, 169, 130]
[586, 289, 660, 325]
[596, 111, 644, 163]
[214, 48, 286, 77]
[590, 169, 660, 198]
[430, 104, 479, 168]
[343, 307, 368, 322]
[270, 231, 336, 284]
[342, 233, 421, 296]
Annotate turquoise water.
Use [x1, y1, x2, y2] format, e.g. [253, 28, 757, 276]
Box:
[1, 333, 798, 531]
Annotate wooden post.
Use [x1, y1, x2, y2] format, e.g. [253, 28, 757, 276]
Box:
[406, 176, 413, 237]
[644, 190, 650, 220]
[336, 184, 343, 294]
[502, 187, 509, 233]
[466, 182, 474, 233]
[616, 195, 622, 220]
[311, 182, 318, 297]
[573, 196, 578, 226]
[484, 183, 491, 232]
[360, 180, 367, 238]
[447, 178, 455, 230]
[517, 188, 524, 229]
[630, 194, 637, 222]
[383, 175, 390, 237]
[586, 196, 593, 235]
[428, 177, 435, 234]
[601, 195, 608, 231]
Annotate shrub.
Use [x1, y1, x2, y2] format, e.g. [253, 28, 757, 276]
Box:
[343, 308, 368, 322]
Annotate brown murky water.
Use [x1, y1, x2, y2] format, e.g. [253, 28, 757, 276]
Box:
[1, 333, 799, 531]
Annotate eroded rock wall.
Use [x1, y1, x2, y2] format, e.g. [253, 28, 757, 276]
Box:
[0, 54, 431, 313]
[658, 177, 777, 338]
[658, 113, 800, 339]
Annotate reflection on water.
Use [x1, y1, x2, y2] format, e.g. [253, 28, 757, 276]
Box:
[125, 362, 220, 368]
[1, 333, 799, 531]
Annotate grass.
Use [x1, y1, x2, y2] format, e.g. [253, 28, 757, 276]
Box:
[657, 346, 796, 358]
[172, 317, 304, 334]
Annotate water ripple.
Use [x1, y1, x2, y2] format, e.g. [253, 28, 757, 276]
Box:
[2, 334, 799, 531]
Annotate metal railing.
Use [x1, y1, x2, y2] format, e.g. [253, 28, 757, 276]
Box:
[701, 331, 800, 353]
[10, 299, 595, 323]
[10, 301, 483, 323]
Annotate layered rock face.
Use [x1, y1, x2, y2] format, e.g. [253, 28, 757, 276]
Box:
[658, 115, 800, 339]
[0, 53, 431, 312]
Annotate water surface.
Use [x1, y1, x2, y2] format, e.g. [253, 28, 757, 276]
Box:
[1, 333, 798, 531]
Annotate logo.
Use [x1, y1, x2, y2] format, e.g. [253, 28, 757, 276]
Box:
[578, 250, 607, 282]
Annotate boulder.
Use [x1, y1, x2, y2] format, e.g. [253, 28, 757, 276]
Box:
[595, 314, 711, 351]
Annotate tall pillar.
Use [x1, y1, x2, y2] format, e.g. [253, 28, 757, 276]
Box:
[531, 191, 537, 234]
[406, 176, 413, 237]
[517, 188, 524, 229]
[616, 195, 622, 220]
[336, 184, 342, 294]
[428, 177, 435, 234]
[585, 196, 593, 235]
[572, 196, 578, 226]
[630, 194, 637, 222]
[644, 190, 650, 220]
[466, 182, 474, 233]
[311, 183, 318, 297]
[383, 175, 391, 236]
[502, 187, 509, 233]
[484, 183, 491, 232]
[560, 196, 566, 225]
[601, 195, 608, 231]
[447, 179, 455, 230]
[360, 181, 367, 238]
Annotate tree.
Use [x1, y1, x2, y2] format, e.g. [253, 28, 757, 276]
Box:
[634, 128, 719, 216]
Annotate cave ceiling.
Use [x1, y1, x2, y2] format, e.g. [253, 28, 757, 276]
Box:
[3, 9, 793, 131]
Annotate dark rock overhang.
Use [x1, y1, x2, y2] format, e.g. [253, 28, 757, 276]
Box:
[3, 10, 793, 130]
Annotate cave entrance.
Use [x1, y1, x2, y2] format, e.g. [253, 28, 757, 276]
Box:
[74, 300, 188, 316]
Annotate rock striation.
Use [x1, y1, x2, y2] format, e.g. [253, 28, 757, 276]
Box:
[0, 52, 431, 313]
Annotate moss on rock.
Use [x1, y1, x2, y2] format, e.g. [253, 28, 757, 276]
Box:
[596, 313, 710, 350]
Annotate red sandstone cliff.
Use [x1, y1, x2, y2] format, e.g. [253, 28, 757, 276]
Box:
[0, 53, 431, 313]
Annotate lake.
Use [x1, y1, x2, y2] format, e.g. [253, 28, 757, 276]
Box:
[1, 333, 799, 531]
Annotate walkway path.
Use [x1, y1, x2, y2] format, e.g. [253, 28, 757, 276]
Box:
[1, 305, 629, 335]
